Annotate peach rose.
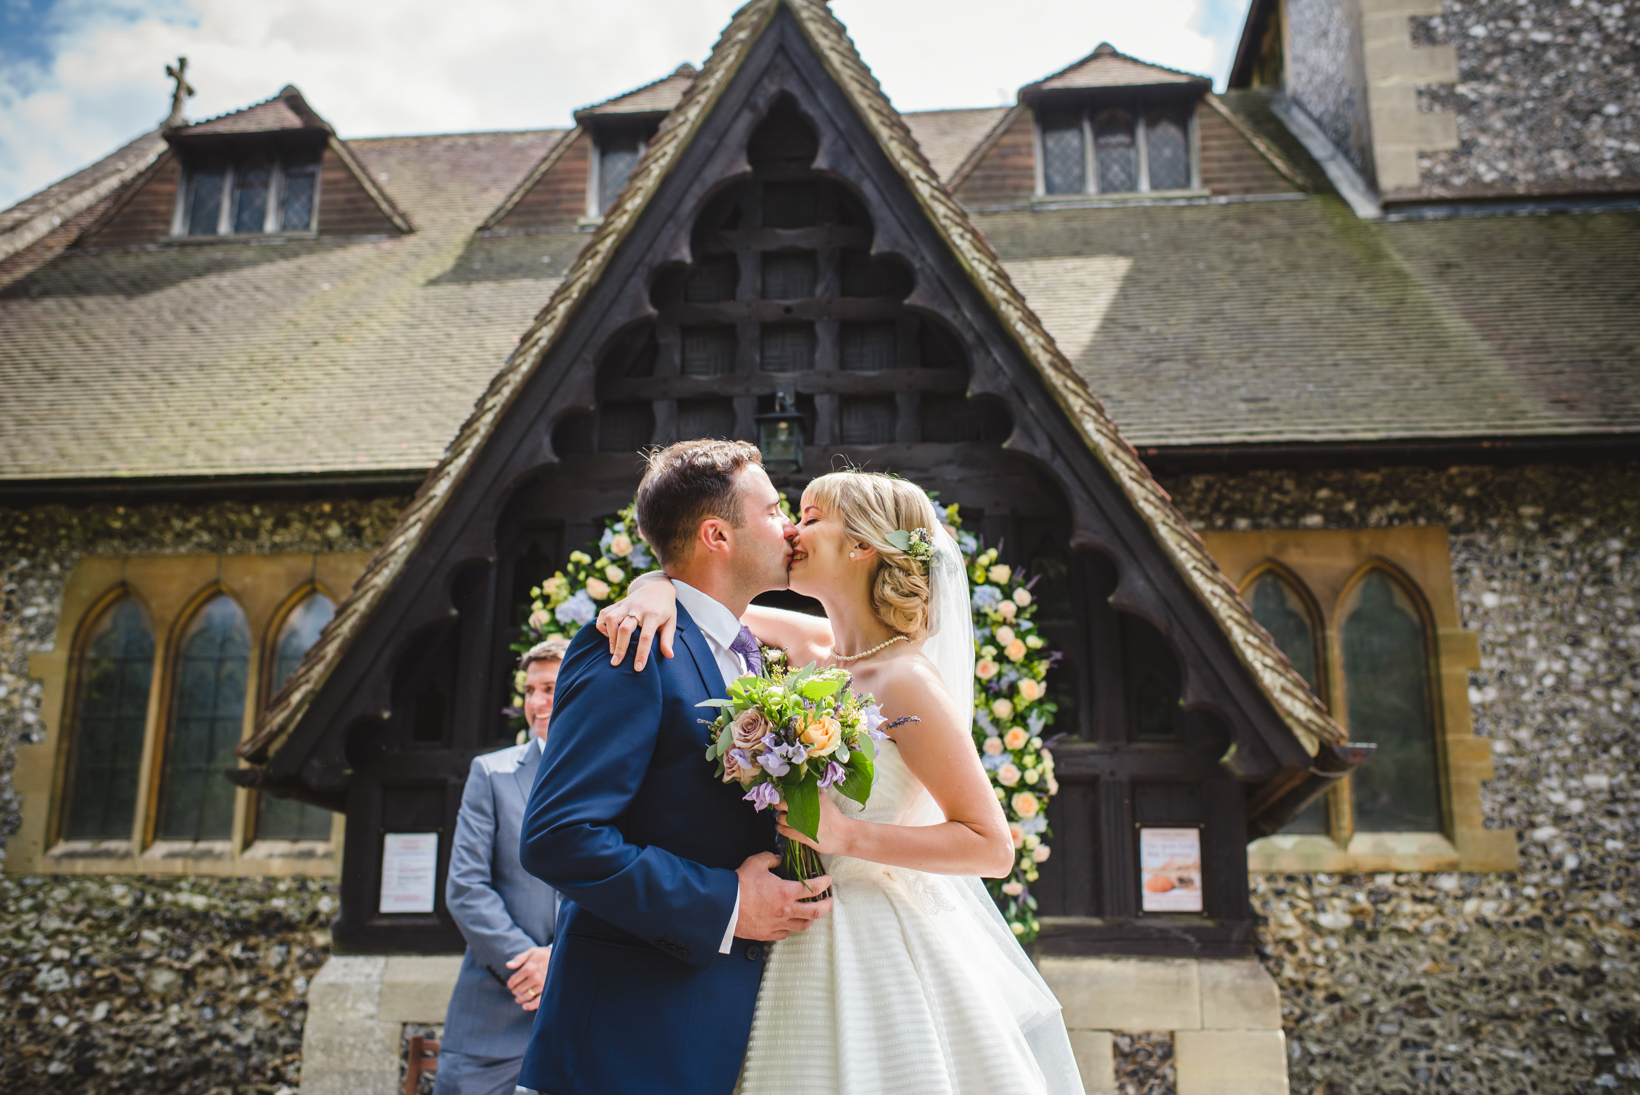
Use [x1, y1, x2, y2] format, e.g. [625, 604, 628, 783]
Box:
[994, 626, 1016, 647]
[585, 578, 611, 600]
[1011, 791, 1041, 819]
[1005, 640, 1027, 662]
[1013, 587, 1032, 607]
[610, 533, 633, 557]
[1008, 822, 1025, 848]
[998, 600, 1017, 621]
[983, 737, 1004, 756]
[975, 658, 999, 681]
[605, 565, 625, 583]
[528, 608, 550, 630]
[1004, 727, 1029, 751]
[997, 763, 1021, 787]
[1001, 881, 1025, 897]
[991, 697, 1014, 721]
[988, 564, 1011, 584]
[1032, 844, 1052, 863]
[731, 709, 773, 751]
[1017, 679, 1043, 703]
[798, 714, 841, 756]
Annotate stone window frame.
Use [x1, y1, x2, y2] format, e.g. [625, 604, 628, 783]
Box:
[14, 552, 369, 878]
[1201, 527, 1517, 874]
[1031, 99, 1204, 199]
[247, 582, 339, 850]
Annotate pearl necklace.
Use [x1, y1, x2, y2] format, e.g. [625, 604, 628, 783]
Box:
[831, 634, 906, 663]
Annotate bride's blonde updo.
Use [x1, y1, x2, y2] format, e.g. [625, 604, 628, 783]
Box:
[804, 471, 943, 641]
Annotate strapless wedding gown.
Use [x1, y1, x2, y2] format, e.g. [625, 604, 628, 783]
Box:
[736, 741, 1084, 1095]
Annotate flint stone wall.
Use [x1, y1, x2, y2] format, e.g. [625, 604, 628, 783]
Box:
[0, 873, 337, 1093]
[1285, 0, 1377, 185]
[1162, 461, 1640, 1094]
[1412, 0, 1640, 191]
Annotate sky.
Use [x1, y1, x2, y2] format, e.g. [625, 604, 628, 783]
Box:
[0, 0, 1253, 211]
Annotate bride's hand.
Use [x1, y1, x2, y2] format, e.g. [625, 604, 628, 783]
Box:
[776, 792, 854, 857]
[595, 573, 677, 670]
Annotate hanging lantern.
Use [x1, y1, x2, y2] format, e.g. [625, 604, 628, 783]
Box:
[755, 389, 805, 476]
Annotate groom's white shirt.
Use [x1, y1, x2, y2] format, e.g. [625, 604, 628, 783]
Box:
[672, 579, 748, 955]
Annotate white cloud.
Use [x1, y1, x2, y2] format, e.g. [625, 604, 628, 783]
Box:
[0, 0, 1247, 210]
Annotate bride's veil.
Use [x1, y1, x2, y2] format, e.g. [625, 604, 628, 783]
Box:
[911, 524, 1087, 1095]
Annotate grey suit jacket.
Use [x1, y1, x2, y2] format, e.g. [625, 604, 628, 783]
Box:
[442, 740, 560, 1058]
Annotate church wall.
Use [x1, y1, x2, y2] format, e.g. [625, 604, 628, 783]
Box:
[1162, 460, 1640, 1092]
[1284, 0, 1376, 187]
[1411, 0, 1640, 196]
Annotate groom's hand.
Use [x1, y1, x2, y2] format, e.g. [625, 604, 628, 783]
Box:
[735, 852, 832, 940]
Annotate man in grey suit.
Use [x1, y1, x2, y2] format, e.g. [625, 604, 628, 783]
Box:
[435, 637, 568, 1095]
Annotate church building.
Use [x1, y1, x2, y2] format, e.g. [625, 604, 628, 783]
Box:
[1, 1, 1636, 1092]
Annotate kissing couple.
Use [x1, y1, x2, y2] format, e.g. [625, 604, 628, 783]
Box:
[516, 439, 1083, 1095]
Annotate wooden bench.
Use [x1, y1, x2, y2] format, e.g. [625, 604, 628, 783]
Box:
[404, 1035, 440, 1095]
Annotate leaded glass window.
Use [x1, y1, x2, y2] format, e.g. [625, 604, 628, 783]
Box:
[1094, 111, 1139, 194]
[187, 168, 226, 236]
[1040, 115, 1086, 195]
[1146, 111, 1191, 190]
[280, 161, 318, 231]
[598, 134, 641, 214]
[258, 593, 336, 841]
[156, 595, 250, 842]
[232, 163, 272, 233]
[1249, 572, 1327, 835]
[1343, 571, 1442, 832]
[62, 599, 154, 841]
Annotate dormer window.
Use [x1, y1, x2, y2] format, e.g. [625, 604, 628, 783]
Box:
[1037, 104, 1197, 196]
[179, 152, 320, 236]
[594, 129, 646, 216]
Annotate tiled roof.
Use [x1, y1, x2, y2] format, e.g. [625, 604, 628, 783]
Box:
[0, 128, 569, 480]
[244, 0, 1344, 766]
[988, 197, 1640, 448]
[575, 64, 698, 119]
[901, 107, 1009, 181]
[175, 87, 324, 136]
[1024, 42, 1209, 94]
[0, 129, 168, 265]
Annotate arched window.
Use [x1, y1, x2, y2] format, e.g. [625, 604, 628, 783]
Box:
[156, 594, 250, 842]
[1247, 570, 1327, 834]
[258, 592, 336, 841]
[62, 598, 154, 840]
[1093, 111, 1138, 194]
[1341, 570, 1441, 832]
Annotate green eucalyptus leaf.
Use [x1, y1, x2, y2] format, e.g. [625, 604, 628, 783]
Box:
[884, 529, 911, 551]
[696, 698, 735, 708]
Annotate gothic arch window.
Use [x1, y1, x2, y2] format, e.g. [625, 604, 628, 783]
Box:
[1244, 566, 1328, 834]
[61, 597, 155, 841]
[1340, 568, 1442, 833]
[257, 590, 336, 841]
[155, 593, 251, 842]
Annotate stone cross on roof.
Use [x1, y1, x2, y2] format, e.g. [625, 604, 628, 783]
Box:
[164, 57, 195, 130]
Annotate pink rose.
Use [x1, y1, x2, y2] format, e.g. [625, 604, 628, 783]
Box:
[731, 709, 773, 751]
[1008, 822, 1025, 848]
[721, 749, 758, 786]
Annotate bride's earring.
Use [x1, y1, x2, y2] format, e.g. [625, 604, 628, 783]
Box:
[849, 551, 856, 558]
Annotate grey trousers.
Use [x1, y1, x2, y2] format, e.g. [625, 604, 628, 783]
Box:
[429, 1047, 525, 1095]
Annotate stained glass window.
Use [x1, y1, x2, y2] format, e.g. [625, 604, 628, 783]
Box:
[1040, 115, 1086, 195]
[1249, 572, 1327, 835]
[1342, 571, 1442, 832]
[62, 599, 154, 841]
[1146, 112, 1191, 191]
[258, 593, 336, 841]
[156, 595, 250, 842]
[1094, 112, 1139, 194]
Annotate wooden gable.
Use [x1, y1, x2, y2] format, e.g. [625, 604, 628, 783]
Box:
[238, 0, 1347, 956]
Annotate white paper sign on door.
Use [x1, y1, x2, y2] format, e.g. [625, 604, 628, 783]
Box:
[380, 832, 439, 914]
[1139, 827, 1203, 914]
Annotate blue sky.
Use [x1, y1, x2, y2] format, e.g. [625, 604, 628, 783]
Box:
[0, 0, 1253, 210]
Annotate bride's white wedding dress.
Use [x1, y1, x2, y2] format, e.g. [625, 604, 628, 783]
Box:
[735, 738, 1085, 1095]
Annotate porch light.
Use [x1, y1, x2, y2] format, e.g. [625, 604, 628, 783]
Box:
[756, 389, 805, 476]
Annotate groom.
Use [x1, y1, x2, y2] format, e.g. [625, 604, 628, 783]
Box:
[517, 439, 833, 1095]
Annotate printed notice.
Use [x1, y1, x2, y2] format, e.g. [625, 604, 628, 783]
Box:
[1139, 827, 1204, 914]
[379, 832, 439, 914]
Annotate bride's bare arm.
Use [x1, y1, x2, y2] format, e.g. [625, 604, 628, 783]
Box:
[780, 658, 1014, 878]
[596, 575, 833, 669]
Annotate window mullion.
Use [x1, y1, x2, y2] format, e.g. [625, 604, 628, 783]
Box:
[218, 165, 235, 235]
[1137, 105, 1151, 192]
[265, 162, 282, 234]
[1082, 111, 1095, 195]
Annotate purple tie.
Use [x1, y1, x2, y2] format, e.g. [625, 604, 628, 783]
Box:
[730, 625, 764, 677]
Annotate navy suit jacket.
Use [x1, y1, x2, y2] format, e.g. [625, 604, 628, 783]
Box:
[442, 740, 559, 1059]
[518, 604, 776, 1095]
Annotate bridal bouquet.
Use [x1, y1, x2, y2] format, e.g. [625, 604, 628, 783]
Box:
[700, 662, 906, 889]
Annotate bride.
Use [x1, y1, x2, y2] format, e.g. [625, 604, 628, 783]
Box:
[598, 470, 1084, 1095]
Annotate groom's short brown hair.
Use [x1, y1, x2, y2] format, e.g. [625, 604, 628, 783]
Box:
[635, 439, 763, 567]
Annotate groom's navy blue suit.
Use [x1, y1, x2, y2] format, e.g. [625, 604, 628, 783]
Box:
[518, 603, 776, 1095]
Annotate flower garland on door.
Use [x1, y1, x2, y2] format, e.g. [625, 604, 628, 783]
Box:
[513, 498, 1059, 943]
